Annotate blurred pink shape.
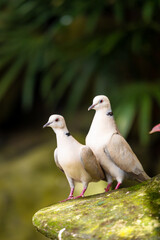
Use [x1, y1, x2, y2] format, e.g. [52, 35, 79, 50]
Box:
[149, 123, 160, 134]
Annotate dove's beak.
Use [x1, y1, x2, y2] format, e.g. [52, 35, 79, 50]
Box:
[43, 122, 51, 128]
[88, 103, 96, 111]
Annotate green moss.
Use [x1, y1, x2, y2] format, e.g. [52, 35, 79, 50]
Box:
[32, 174, 160, 240]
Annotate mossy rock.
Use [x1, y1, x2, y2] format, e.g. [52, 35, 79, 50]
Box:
[32, 175, 160, 240]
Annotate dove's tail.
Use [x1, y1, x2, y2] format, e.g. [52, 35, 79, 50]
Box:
[136, 171, 151, 182]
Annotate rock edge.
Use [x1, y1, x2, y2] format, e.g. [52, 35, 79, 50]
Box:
[33, 175, 160, 240]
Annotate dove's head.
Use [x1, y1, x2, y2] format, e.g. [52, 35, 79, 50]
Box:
[88, 95, 111, 111]
[43, 114, 66, 129]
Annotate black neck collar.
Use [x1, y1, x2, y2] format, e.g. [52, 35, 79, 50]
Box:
[65, 132, 71, 137]
[106, 111, 113, 116]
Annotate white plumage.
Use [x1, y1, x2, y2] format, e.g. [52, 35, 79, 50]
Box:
[86, 95, 150, 191]
[43, 114, 104, 201]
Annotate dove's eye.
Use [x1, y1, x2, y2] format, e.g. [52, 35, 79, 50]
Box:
[55, 118, 59, 122]
[100, 100, 103, 103]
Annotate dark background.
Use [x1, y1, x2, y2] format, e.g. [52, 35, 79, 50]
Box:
[0, 0, 160, 239]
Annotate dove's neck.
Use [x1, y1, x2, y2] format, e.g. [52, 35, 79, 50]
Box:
[90, 108, 117, 134]
[53, 127, 72, 146]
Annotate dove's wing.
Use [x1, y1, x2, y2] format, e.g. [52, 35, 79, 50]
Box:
[54, 148, 64, 172]
[105, 133, 150, 181]
[80, 146, 105, 180]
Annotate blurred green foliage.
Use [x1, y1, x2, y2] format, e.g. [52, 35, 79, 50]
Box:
[0, 0, 160, 144]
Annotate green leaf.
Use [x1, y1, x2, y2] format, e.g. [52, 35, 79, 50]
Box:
[0, 54, 15, 70]
[22, 52, 42, 110]
[46, 61, 80, 106]
[138, 94, 152, 145]
[0, 57, 24, 101]
[101, 31, 124, 55]
[40, 68, 55, 99]
[131, 33, 142, 53]
[142, 1, 155, 23]
[66, 59, 97, 112]
[113, 1, 124, 23]
[151, 82, 160, 106]
[85, 12, 100, 34]
[54, 62, 80, 100]
[115, 100, 137, 137]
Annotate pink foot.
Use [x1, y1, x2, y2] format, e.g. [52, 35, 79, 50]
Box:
[73, 187, 87, 199]
[73, 195, 83, 199]
[104, 183, 112, 192]
[60, 196, 74, 202]
[115, 182, 121, 190]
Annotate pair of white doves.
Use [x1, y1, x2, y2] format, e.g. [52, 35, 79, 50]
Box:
[43, 95, 150, 202]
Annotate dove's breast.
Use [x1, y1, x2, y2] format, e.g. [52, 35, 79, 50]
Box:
[86, 130, 125, 181]
[86, 128, 112, 149]
[57, 142, 92, 183]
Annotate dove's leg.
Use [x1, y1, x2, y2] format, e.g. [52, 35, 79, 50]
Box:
[105, 174, 112, 192]
[73, 182, 88, 199]
[115, 182, 121, 190]
[60, 176, 75, 202]
[105, 183, 112, 192]
[115, 174, 124, 190]
[69, 187, 74, 198]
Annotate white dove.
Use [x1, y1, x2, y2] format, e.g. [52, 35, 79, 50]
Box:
[86, 95, 150, 191]
[43, 114, 105, 201]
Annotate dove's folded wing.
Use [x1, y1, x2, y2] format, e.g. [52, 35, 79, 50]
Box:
[105, 133, 150, 181]
[80, 146, 105, 180]
[54, 148, 64, 172]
